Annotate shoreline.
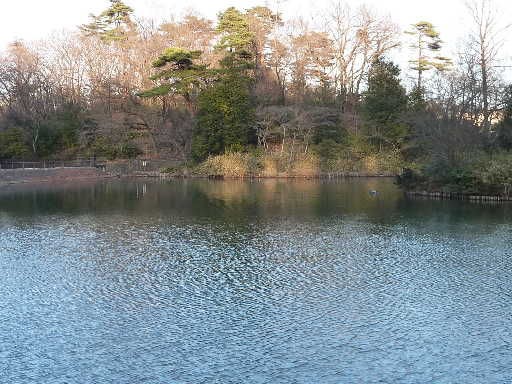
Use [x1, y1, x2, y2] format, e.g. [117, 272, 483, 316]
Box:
[0, 167, 396, 187]
[157, 173, 397, 180]
[0, 167, 113, 188]
[405, 190, 512, 202]
[2, 168, 510, 204]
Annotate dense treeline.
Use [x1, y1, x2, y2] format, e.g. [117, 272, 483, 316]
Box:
[1, 0, 512, 193]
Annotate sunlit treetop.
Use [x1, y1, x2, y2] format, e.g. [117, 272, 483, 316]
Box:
[80, 0, 134, 42]
[405, 21, 452, 88]
[138, 48, 214, 101]
[216, 7, 255, 54]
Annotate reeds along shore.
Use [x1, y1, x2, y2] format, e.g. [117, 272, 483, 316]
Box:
[180, 152, 404, 179]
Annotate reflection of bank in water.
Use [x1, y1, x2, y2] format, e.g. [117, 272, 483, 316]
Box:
[136, 183, 147, 199]
[406, 190, 512, 203]
[0, 178, 403, 221]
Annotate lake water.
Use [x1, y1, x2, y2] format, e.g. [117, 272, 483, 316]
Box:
[1, 178, 511, 383]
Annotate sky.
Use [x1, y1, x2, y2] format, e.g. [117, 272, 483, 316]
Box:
[1, 0, 511, 67]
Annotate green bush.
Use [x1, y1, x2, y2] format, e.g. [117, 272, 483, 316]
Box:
[399, 151, 512, 196]
[0, 128, 30, 159]
[127, 131, 146, 140]
[90, 137, 118, 160]
[161, 166, 179, 174]
[474, 153, 512, 196]
[36, 106, 81, 157]
[118, 143, 142, 159]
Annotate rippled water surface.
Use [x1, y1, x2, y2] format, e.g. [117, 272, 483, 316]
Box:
[1, 178, 512, 383]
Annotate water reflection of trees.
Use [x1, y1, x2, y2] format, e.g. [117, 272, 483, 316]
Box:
[1, 178, 510, 228]
[190, 178, 402, 221]
[2, 178, 511, 312]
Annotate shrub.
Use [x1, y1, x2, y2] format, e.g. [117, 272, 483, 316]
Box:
[90, 137, 118, 160]
[161, 166, 179, 174]
[474, 152, 512, 196]
[118, 143, 143, 159]
[0, 128, 30, 159]
[290, 154, 320, 177]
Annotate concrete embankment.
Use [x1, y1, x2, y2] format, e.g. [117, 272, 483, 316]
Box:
[0, 167, 110, 186]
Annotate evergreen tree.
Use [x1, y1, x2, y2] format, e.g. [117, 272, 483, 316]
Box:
[362, 59, 408, 149]
[81, 0, 134, 41]
[215, 7, 256, 75]
[138, 48, 210, 108]
[406, 21, 451, 89]
[191, 7, 257, 161]
[216, 7, 255, 55]
[192, 75, 255, 161]
[408, 85, 427, 112]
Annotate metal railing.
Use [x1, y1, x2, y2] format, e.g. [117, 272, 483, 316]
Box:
[0, 158, 104, 170]
[107, 159, 181, 173]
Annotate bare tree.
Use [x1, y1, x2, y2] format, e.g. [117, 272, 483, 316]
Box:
[324, 2, 400, 111]
[0, 42, 58, 154]
[466, 0, 509, 131]
[265, 38, 290, 104]
[287, 19, 335, 104]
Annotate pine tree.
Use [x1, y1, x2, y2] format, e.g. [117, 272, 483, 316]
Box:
[81, 0, 134, 42]
[191, 7, 257, 161]
[216, 7, 255, 55]
[138, 48, 210, 109]
[406, 21, 451, 89]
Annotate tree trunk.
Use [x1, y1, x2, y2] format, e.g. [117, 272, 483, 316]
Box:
[481, 52, 490, 131]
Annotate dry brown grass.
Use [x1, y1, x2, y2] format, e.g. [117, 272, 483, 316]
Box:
[192, 150, 404, 178]
[195, 153, 257, 177]
[290, 154, 320, 177]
